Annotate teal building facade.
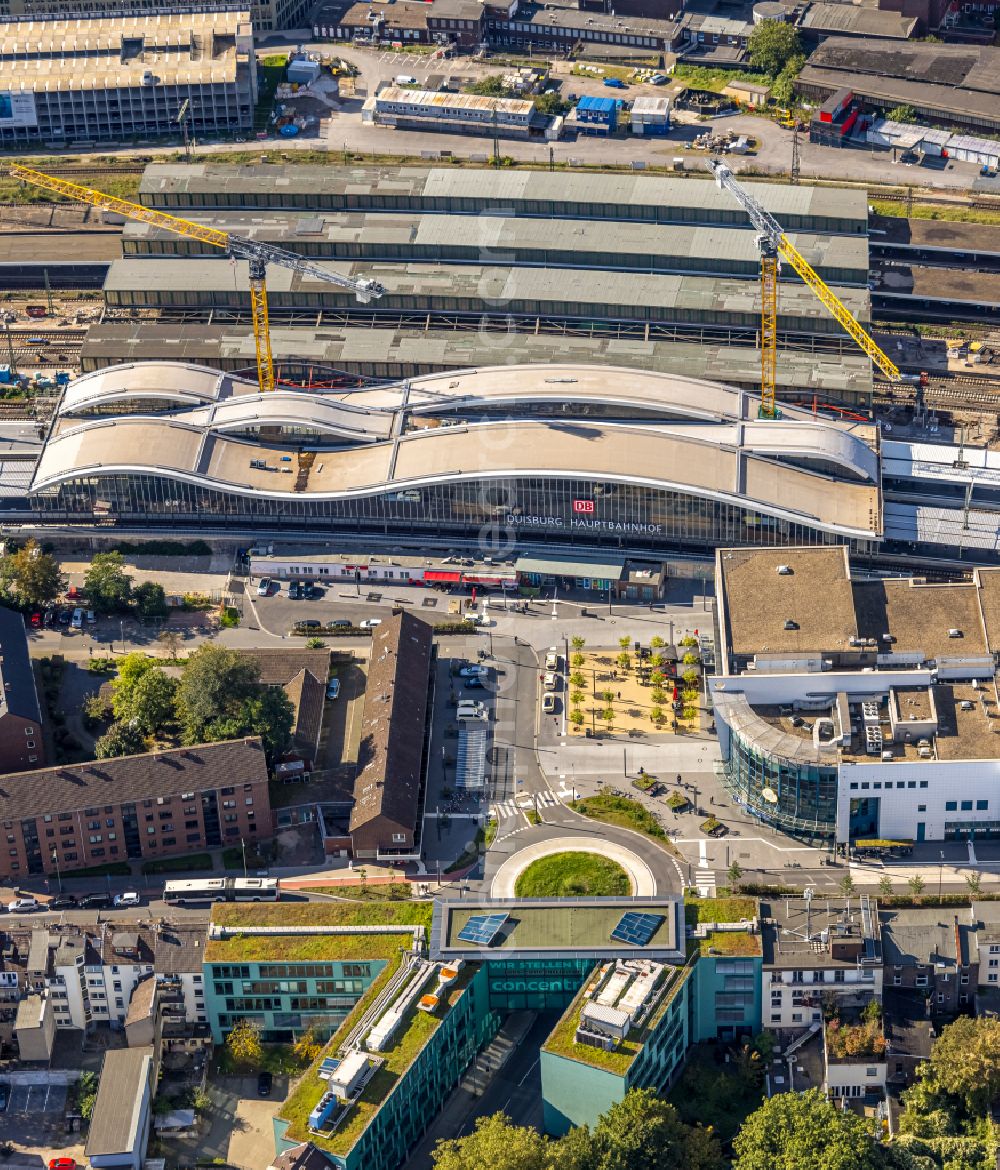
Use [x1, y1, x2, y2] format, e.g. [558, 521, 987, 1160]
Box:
[203, 958, 390, 1043]
[691, 953, 763, 1042]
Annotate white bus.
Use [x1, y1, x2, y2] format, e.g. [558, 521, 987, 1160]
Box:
[163, 877, 280, 904]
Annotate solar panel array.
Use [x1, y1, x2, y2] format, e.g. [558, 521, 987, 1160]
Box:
[456, 912, 509, 946]
[610, 912, 665, 947]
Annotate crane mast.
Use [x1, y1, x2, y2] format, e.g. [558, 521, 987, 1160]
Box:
[707, 159, 900, 419]
[9, 164, 386, 395]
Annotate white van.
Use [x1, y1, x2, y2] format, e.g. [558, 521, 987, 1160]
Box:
[395, 74, 418, 86]
[457, 700, 486, 720]
[71, 607, 84, 629]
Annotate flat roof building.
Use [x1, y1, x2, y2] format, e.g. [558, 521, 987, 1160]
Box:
[137, 163, 870, 235]
[366, 86, 536, 137]
[796, 38, 1000, 135]
[0, 0, 303, 34]
[713, 545, 1000, 845]
[85, 1046, 155, 1170]
[0, 11, 257, 146]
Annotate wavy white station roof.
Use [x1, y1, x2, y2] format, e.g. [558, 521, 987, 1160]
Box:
[38, 361, 882, 539]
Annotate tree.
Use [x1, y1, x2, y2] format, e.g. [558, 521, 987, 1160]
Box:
[94, 721, 148, 759]
[571, 652, 585, 669]
[922, 1017, 1000, 1116]
[839, 873, 856, 897]
[770, 53, 805, 106]
[77, 1070, 99, 1121]
[570, 709, 585, 727]
[571, 690, 585, 707]
[728, 861, 743, 885]
[651, 688, 666, 705]
[650, 706, 664, 724]
[965, 871, 983, 897]
[113, 665, 177, 735]
[225, 1018, 263, 1070]
[747, 21, 803, 75]
[239, 685, 294, 759]
[602, 690, 615, 705]
[293, 1027, 322, 1066]
[590, 1089, 723, 1170]
[85, 552, 133, 613]
[534, 90, 570, 116]
[0, 539, 65, 609]
[432, 1113, 553, 1170]
[617, 652, 631, 672]
[602, 706, 615, 725]
[733, 1087, 884, 1170]
[157, 627, 183, 660]
[175, 644, 262, 742]
[570, 671, 586, 689]
[650, 635, 665, 649]
[887, 104, 917, 123]
[618, 636, 631, 652]
[571, 636, 587, 652]
[908, 874, 926, 897]
[878, 874, 894, 897]
[133, 581, 167, 617]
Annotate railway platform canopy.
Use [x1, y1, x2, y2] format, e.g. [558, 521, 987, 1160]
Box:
[32, 362, 883, 549]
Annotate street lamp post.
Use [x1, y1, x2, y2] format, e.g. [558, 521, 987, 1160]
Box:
[241, 837, 248, 878]
[938, 850, 945, 900]
[51, 848, 61, 893]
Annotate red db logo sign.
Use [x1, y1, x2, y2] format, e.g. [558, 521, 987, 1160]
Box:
[572, 499, 595, 514]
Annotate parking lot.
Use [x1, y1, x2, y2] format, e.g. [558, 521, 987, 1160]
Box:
[0, 1078, 85, 1170]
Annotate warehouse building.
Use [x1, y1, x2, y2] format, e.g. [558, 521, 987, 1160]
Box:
[796, 38, 1000, 136]
[101, 257, 870, 335]
[136, 163, 870, 235]
[364, 86, 537, 138]
[314, 0, 487, 48]
[78, 323, 875, 406]
[0, 11, 256, 146]
[117, 210, 868, 285]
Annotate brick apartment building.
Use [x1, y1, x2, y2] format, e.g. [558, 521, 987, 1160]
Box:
[0, 738, 270, 881]
[0, 606, 44, 773]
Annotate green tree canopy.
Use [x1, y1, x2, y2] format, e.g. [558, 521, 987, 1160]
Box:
[770, 53, 805, 106]
[94, 720, 148, 759]
[920, 1017, 1000, 1117]
[175, 644, 293, 758]
[887, 104, 917, 123]
[747, 21, 803, 75]
[590, 1088, 723, 1170]
[112, 664, 177, 735]
[733, 1088, 885, 1170]
[134, 581, 168, 617]
[85, 551, 133, 613]
[0, 539, 65, 609]
[432, 1113, 554, 1170]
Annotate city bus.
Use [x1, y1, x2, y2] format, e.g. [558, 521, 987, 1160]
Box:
[162, 877, 281, 904]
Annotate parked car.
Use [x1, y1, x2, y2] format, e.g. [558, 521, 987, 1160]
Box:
[359, 618, 382, 630]
[288, 581, 301, 600]
[113, 891, 141, 908]
[543, 671, 560, 689]
[603, 77, 626, 88]
[257, 1071, 273, 1097]
[29, 611, 42, 628]
[545, 647, 561, 671]
[71, 607, 84, 629]
[294, 620, 321, 632]
[80, 892, 111, 909]
[331, 618, 352, 629]
[49, 894, 78, 909]
[542, 691, 558, 714]
[326, 678, 341, 700]
[649, 73, 667, 84]
[464, 676, 485, 689]
[57, 609, 71, 625]
[256, 577, 272, 597]
[49, 1159, 76, 1170]
[459, 664, 486, 678]
[86, 610, 96, 624]
[7, 897, 39, 913]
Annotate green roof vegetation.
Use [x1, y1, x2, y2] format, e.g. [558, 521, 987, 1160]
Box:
[205, 900, 433, 962]
[685, 897, 761, 958]
[280, 963, 475, 1157]
[542, 959, 695, 1077]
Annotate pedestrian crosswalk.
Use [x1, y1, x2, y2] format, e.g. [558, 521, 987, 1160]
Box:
[694, 867, 716, 897]
[492, 790, 561, 820]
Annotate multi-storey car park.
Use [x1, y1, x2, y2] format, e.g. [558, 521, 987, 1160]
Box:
[0, 12, 257, 147]
[20, 362, 884, 553]
[712, 544, 1000, 846]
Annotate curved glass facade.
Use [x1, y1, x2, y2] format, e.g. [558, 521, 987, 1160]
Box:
[33, 472, 865, 555]
[717, 706, 839, 842]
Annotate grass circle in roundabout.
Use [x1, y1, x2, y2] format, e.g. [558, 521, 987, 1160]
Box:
[513, 850, 632, 897]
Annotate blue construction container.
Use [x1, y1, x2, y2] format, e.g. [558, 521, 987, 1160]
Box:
[575, 95, 618, 133]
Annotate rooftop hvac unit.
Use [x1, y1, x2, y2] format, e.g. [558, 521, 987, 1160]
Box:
[960, 700, 974, 711]
[142, 70, 156, 85]
[776, 564, 792, 575]
[948, 628, 963, 638]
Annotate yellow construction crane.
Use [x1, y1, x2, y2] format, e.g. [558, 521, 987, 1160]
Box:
[708, 160, 900, 419]
[9, 164, 385, 395]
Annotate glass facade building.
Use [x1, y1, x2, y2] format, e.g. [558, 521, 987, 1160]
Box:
[714, 692, 840, 841]
[33, 473, 868, 557]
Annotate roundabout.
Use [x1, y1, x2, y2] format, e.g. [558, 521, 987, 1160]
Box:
[490, 835, 658, 898]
